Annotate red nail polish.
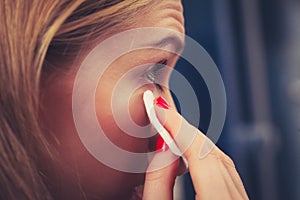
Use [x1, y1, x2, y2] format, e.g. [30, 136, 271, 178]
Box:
[155, 96, 170, 109]
[155, 96, 170, 152]
[156, 135, 169, 152]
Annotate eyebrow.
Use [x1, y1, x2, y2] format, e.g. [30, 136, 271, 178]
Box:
[147, 33, 185, 54]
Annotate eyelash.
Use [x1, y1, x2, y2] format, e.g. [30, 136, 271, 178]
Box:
[145, 60, 167, 91]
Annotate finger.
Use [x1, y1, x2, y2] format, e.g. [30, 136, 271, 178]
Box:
[191, 155, 242, 200]
[222, 161, 249, 199]
[190, 150, 248, 199]
[154, 104, 209, 161]
[143, 151, 179, 200]
[154, 105, 249, 199]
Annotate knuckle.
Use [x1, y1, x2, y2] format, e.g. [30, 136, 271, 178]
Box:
[221, 153, 235, 168]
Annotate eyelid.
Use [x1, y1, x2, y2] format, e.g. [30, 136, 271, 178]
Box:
[144, 59, 167, 82]
[151, 59, 168, 73]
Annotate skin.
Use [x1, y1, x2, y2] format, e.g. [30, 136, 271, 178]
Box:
[40, 0, 184, 199]
[40, 0, 248, 199]
[143, 105, 249, 200]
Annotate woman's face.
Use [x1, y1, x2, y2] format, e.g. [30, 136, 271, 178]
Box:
[41, 0, 184, 199]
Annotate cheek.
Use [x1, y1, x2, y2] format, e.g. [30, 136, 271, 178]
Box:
[95, 76, 157, 153]
[129, 87, 150, 126]
[40, 76, 148, 198]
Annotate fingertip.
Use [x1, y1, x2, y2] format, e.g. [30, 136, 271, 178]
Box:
[153, 104, 168, 126]
[154, 104, 206, 162]
[154, 104, 182, 138]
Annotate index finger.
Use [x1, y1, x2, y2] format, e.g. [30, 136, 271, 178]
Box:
[154, 104, 215, 162]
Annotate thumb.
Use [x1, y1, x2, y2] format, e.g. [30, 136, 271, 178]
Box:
[143, 151, 179, 200]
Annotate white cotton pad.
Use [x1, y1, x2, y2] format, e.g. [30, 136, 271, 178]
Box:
[143, 90, 182, 156]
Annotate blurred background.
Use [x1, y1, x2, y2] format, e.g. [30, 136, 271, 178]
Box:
[172, 0, 300, 199]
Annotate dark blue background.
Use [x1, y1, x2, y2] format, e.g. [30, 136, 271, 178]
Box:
[175, 1, 300, 199]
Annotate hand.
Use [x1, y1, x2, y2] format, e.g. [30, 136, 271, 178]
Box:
[143, 105, 249, 200]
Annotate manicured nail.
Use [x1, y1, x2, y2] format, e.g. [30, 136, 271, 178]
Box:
[156, 135, 169, 152]
[155, 96, 170, 152]
[155, 96, 170, 109]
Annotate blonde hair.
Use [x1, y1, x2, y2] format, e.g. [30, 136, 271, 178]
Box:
[0, 0, 151, 199]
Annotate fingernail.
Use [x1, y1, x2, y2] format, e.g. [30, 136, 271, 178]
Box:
[156, 135, 169, 152]
[155, 96, 170, 109]
[155, 96, 170, 152]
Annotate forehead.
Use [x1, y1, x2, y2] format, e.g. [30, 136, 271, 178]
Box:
[136, 0, 184, 32]
[74, 0, 185, 68]
[131, 0, 185, 52]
